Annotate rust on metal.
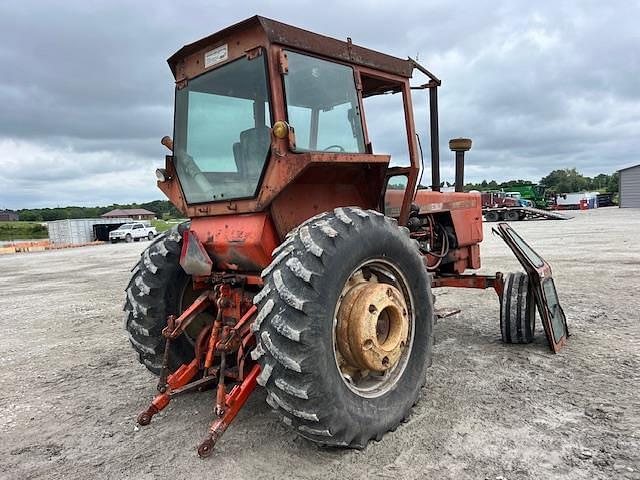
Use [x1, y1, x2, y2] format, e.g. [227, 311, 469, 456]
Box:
[432, 274, 502, 292]
[336, 271, 410, 377]
[136, 279, 261, 451]
[198, 364, 261, 458]
[168, 16, 414, 78]
[162, 291, 212, 340]
[160, 135, 173, 152]
[337, 282, 408, 372]
[137, 358, 200, 426]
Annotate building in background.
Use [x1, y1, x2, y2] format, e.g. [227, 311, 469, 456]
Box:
[101, 208, 156, 220]
[47, 218, 132, 244]
[0, 210, 19, 221]
[619, 164, 640, 208]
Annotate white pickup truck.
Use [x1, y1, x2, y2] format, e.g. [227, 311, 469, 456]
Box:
[109, 222, 157, 243]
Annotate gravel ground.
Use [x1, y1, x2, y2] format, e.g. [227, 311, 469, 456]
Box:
[1, 207, 638, 480]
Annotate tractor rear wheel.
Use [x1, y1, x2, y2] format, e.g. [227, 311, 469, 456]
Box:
[500, 272, 536, 344]
[253, 207, 433, 448]
[124, 224, 200, 374]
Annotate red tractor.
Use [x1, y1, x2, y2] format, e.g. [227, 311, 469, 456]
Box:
[125, 16, 568, 456]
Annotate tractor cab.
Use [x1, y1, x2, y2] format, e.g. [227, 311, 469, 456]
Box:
[158, 15, 481, 274]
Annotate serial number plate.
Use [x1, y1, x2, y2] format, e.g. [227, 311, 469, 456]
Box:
[204, 44, 228, 68]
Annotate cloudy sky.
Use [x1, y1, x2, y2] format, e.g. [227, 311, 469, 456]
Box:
[1, 0, 638, 209]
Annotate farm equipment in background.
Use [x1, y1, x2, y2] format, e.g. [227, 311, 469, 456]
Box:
[123, 16, 568, 457]
[507, 184, 549, 209]
[481, 190, 571, 222]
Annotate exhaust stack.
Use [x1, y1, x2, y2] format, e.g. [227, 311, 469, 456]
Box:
[449, 138, 472, 192]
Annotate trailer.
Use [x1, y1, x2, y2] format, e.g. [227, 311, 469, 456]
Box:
[483, 206, 571, 222]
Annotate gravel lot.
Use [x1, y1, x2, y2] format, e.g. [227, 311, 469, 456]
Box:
[1, 207, 638, 480]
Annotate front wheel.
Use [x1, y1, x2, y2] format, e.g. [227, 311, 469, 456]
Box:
[125, 233, 133, 243]
[253, 207, 433, 448]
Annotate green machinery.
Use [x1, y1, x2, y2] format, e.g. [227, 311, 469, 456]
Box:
[506, 184, 548, 209]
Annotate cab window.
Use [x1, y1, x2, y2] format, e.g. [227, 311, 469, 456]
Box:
[283, 51, 365, 153]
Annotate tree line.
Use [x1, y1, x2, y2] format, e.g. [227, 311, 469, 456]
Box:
[464, 168, 619, 194]
[16, 200, 183, 222]
[12, 168, 619, 222]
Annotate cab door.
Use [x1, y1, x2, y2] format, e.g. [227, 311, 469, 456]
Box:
[494, 223, 569, 352]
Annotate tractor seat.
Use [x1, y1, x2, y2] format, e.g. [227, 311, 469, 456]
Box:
[232, 126, 271, 177]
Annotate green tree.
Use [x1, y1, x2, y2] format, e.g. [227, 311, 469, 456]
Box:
[540, 168, 590, 193]
[607, 172, 619, 193]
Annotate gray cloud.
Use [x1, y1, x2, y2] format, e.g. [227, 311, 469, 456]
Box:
[0, 0, 638, 209]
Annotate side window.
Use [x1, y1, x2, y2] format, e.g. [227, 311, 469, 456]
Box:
[133, 224, 143, 230]
[283, 51, 365, 153]
[362, 86, 410, 167]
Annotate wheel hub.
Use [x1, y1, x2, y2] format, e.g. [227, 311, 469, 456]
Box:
[337, 280, 409, 373]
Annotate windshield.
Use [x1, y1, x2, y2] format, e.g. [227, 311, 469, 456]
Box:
[173, 53, 272, 203]
[119, 224, 133, 230]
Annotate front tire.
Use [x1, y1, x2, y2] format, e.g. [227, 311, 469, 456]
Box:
[253, 207, 433, 448]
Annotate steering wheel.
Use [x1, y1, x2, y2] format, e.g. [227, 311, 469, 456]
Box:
[323, 144, 346, 152]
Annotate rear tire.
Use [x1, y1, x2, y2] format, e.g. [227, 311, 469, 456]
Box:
[123, 224, 195, 374]
[500, 272, 535, 344]
[148, 232, 154, 240]
[253, 207, 433, 448]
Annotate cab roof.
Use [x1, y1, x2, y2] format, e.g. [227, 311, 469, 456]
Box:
[167, 15, 415, 78]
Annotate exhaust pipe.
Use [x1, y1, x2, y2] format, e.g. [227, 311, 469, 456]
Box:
[429, 87, 441, 192]
[449, 138, 472, 192]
